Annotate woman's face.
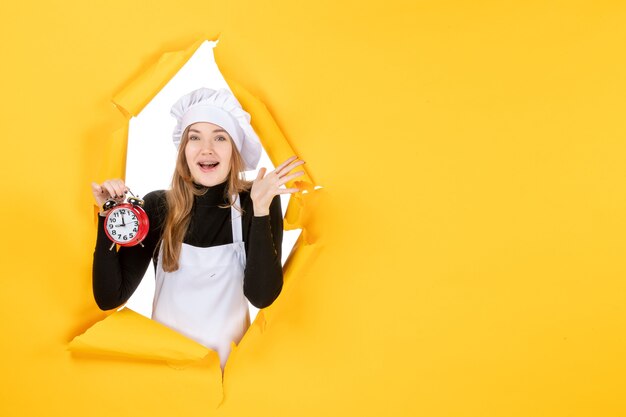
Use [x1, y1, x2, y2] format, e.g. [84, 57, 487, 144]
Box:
[184, 122, 233, 187]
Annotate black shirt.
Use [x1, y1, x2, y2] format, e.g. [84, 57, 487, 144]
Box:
[92, 179, 283, 310]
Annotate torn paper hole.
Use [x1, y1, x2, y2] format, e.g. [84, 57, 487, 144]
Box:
[68, 308, 213, 366]
[77, 38, 318, 375]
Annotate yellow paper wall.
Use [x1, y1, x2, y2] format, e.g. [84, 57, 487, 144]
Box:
[1, 1, 626, 416]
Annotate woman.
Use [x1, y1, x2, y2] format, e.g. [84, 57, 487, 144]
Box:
[91, 87, 304, 369]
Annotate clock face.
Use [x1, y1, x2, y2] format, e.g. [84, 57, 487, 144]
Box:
[105, 207, 140, 244]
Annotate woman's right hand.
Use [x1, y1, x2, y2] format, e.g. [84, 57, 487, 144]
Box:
[91, 179, 129, 213]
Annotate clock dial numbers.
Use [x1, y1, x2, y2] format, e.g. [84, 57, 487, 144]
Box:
[104, 201, 149, 248]
[107, 208, 131, 243]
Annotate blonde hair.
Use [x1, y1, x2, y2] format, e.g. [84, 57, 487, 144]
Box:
[161, 125, 252, 272]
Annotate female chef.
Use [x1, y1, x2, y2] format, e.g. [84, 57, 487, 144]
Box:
[91, 87, 305, 369]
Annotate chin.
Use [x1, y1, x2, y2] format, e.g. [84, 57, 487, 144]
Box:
[194, 173, 228, 187]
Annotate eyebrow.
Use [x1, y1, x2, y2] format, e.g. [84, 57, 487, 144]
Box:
[189, 128, 227, 134]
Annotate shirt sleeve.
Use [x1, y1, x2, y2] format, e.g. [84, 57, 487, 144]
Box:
[243, 194, 284, 308]
[91, 191, 165, 310]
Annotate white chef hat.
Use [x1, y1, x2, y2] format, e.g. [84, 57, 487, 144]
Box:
[170, 87, 262, 170]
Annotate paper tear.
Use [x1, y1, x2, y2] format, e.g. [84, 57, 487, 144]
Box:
[112, 39, 208, 117]
[68, 308, 216, 368]
[96, 125, 129, 187]
[76, 36, 322, 399]
[224, 77, 316, 191]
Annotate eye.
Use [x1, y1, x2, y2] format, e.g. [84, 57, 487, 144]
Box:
[189, 135, 199, 140]
[216, 136, 226, 141]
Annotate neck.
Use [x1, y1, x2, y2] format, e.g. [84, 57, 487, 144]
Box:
[192, 179, 229, 206]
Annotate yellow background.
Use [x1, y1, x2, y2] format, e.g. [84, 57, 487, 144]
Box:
[1, 1, 625, 416]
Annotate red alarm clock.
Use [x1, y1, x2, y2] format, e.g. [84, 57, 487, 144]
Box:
[102, 195, 150, 248]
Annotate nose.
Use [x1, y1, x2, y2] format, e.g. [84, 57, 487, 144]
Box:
[199, 138, 214, 153]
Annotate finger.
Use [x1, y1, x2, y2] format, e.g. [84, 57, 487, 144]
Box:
[91, 182, 104, 194]
[278, 170, 305, 186]
[276, 159, 305, 177]
[277, 188, 301, 194]
[113, 179, 127, 198]
[273, 156, 299, 174]
[111, 184, 123, 199]
[92, 183, 107, 205]
[101, 182, 117, 200]
[255, 168, 267, 182]
[106, 179, 124, 199]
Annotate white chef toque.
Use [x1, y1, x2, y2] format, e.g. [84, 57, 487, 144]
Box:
[170, 87, 263, 170]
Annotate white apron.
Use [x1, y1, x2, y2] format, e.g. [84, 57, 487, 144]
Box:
[152, 193, 250, 369]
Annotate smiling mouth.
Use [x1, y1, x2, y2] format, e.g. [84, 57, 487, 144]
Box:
[198, 162, 219, 172]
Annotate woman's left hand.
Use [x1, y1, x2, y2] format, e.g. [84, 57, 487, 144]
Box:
[251, 155, 306, 216]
